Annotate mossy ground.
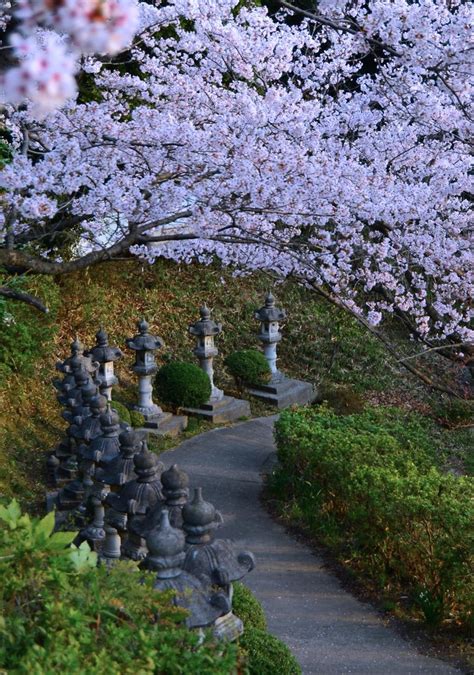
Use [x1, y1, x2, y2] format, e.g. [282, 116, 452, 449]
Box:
[0, 259, 471, 512]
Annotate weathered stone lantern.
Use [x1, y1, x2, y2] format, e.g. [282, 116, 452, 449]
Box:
[96, 428, 140, 564]
[255, 291, 286, 381]
[106, 442, 164, 561]
[183, 305, 250, 423]
[182, 487, 254, 591]
[126, 318, 163, 421]
[87, 327, 123, 400]
[144, 510, 231, 631]
[189, 304, 223, 402]
[246, 291, 316, 408]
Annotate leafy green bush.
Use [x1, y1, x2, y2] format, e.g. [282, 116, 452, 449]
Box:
[240, 629, 301, 675]
[0, 500, 237, 673]
[272, 406, 474, 630]
[110, 400, 132, 425]
[233, 582, 267, 631]
[224, 349, 271, 388]
[155, 361, 211, 411]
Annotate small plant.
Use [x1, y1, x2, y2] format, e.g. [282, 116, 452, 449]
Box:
[233, 582, 267, 631]
[129, 410, 146, 428]
[318, 384, 365, 415]
[240, 628, 301, 675]
[224, 349, 271, 389]
[155, 361, 211, 411]
[433, 397, 474, 429]
[110, 400, 132, 425]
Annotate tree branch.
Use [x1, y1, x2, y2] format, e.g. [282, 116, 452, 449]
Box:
[0, 286, 49, 313]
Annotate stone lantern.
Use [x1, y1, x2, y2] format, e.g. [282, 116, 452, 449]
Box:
[87, 327, 122, 400]
[245, 291, 316, 409]
[183, 304, 250, 423]
[144, 510, 231, 632]
[182, 488, 255, 593]
[106, 442, 164, 561]
[255, 292, 286, 381]
[189, 304, 223, 402]
[126, 318, 163, 420]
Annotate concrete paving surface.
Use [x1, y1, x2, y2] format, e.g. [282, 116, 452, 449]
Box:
[160, 416, 460, 674]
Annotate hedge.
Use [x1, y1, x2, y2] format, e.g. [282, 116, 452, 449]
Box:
[272, 406, 474, 631]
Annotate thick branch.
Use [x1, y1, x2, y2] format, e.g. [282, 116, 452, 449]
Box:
[0, 286, 49, 313]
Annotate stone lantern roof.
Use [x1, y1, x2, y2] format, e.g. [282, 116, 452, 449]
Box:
[254, 292, 286, 323]
[189, 304, 222, 338]
[126, 319, 163, 352]
[87, 327, 123, 363]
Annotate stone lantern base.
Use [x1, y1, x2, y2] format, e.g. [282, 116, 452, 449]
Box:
[245, 378, 316, 409]
[141, 411, 188, 438]
[183, 395, 250, 424]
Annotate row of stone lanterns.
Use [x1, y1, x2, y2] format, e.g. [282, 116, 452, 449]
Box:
[52, 292, 314, 446]
[47, 364, 254, 639]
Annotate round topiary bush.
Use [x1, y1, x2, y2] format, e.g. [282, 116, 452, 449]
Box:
[224, 350, 271, 388]
[240, 628, 301, 675]
[110, 400, 131, 425]
[155, 361, 211, 411]
[232, 582, 267, 631]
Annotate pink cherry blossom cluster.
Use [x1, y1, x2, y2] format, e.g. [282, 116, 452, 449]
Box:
[1, 0, 472, 344]
[0, 0, 139, 117]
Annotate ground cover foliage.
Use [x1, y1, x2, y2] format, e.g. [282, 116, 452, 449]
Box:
[270, 406, 474, 640]
[0, 500, 298, 674]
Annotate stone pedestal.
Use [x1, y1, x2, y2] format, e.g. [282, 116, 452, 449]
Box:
[183, 395, 250, 424]
[246, 377, 316, 409]
[141, 412, 188, 438]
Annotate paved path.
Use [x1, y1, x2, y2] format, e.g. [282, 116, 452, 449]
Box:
[160, 417, 459, 674]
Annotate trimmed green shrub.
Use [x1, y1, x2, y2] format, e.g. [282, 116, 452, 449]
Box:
[129, 410, 146, 428]
[240, 629, 301, 675]
[233, 582, 267, 631]
[224, 349, 271, 388]
[272, 406, 474, 630]
[110, 400, 132, 425]
[155, 361, 211, 411]
[0, 500, 238, 673]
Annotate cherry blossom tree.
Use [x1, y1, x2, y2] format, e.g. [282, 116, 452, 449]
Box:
[0, 0, 472, 369]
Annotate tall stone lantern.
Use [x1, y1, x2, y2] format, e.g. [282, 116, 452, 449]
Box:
[183, 304, 250, 423]
[244, 291, 316, 409]
[255, 292, 286, 382]
[126, 319, 164, 420]
[87, 328, 122, 400]
[189, 304, 223, 402]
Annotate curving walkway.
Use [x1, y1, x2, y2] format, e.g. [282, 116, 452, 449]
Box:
[160, 417, 459, 674]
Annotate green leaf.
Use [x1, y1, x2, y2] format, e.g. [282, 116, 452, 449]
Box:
[0, 500, 22, 529]
[34, 511, 55, 541]
[48, 531, 77, 549]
